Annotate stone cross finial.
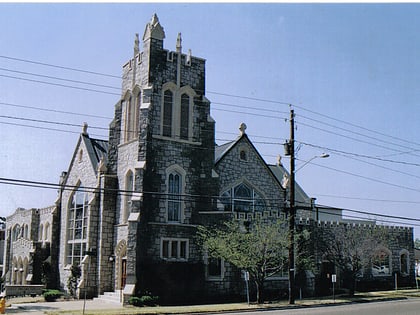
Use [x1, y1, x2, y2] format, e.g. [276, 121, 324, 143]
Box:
[82, 122, 88, 136]
[239, 123, 247, 135]
[176, 33, 182, 53]
[134, 33, 139, 56]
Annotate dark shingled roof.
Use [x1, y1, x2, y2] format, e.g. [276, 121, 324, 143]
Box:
[214, 140, 236, 163]
[82, 135, 108, 173]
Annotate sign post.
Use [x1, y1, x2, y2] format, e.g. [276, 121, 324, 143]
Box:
[331, 274, 336, 302]
[244, 271, 250, 305]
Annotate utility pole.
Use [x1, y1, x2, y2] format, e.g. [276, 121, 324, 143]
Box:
[288, 109, 296, 304]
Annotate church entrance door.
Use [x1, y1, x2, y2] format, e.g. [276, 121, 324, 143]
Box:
[121, 258, 127, 289]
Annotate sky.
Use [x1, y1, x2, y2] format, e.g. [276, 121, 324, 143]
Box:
[0, 3, 419, 238]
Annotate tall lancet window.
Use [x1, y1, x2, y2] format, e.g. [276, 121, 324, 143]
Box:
[180, 94, 190, 140]
[168, 172, 181, 222]
[67, 185, 88, 266]
[125, 93, 140, 142]
[124, 97, 132, 141]
[123, 170, 134, 223]
[163, 90, 173, 137]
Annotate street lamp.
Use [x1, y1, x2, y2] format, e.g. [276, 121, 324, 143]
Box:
[295, 153, 329, 173]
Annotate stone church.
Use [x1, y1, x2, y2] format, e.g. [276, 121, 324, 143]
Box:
[2, 15, 415, 304]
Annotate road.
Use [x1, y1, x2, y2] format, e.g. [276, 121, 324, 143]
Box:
[222, 299, 420, 315]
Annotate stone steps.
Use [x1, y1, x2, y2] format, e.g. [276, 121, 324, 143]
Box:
[94, 291, 123, 305]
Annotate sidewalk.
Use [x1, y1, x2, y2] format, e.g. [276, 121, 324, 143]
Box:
[4, 289, 420, 315]
[6, 299, 125, 315]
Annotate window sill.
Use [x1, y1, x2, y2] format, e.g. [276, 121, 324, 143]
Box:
[153, 134, 201, 146]
[161, 258, 188, 262]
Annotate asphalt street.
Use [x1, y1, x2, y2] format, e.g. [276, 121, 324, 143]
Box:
[223, 299, 420, 315]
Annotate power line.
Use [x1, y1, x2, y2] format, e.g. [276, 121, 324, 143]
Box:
[297, 113, 420, 157]
[0, 101, 112, 120]
[4, 66, 419, 159]
[3, 53, 418, 154]
[312, 193, 420, 205]
[0, 74, 120, 96]
[299, 141, 420, 167]
[1, 176, 419, 227]
[314, 202, 420, 225]
[0, 55, 121, 79]
[0, 121, 108, 139]
[307, 159, 420, 193]
[4, 106, 420, 174]
[296, 120, 412, 155]
[0, 67, 120, 91]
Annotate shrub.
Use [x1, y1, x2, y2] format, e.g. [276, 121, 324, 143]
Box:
[128, 295, 159, 307]
[128, 296, 142, 307]
[140, 295, 158, 306]
[43, 289, 63, 302]
[67, 265, 81, 298]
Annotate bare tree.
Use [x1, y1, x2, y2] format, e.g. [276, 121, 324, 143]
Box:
[197, 218, 289, 304]
[318, 224, 386, 296]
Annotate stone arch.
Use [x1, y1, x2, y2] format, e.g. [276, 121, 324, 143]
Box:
[45, 222, 50, 241]
[220, 178, 268, 213]
[165, 164, 186, 222]
[399, 249, 410, 275]
[39, 224, 44, 241]
[372, 246, 392, 276]
[12, 224, 20, 241]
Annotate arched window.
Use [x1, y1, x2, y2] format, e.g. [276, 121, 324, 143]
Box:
[221, 182, 266, 212]
[12, 225, 21, 241]
[400, 250, 409, 275]
[125, 96, 133, 141]
[45, 222, 50, 241]
[372, 247, 391, 276]
[240, 150, 247, 161]
[123, 170, 134, 223]
[180, 94, 190, 140]
[124, 92, 140, 142]
[39, 224, 44, 241]
[163, 90, 173, 137]
[168, 172, 181, 222]
[78, 149, 83, 163]
[161, 84, 196, 141]
[67, 185, 89, 266]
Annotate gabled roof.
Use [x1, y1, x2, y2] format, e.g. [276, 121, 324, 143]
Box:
[214, 131, 285, 193]
[81, 134, 108, 173]
[214, 140, 236, 164]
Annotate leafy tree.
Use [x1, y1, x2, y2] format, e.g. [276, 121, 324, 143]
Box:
[318, 224, 386, 296]
[197, 218, 289, 304]
[415, 238, 420, 249]
[67, 265, 81, 298]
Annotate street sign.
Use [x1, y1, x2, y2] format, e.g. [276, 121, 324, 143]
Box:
[332, 274, 337, 283]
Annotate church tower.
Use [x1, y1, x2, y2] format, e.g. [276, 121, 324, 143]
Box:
[107, 14, 218, 303]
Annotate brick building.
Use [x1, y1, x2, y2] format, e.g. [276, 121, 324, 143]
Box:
[2, 14, 415, 303]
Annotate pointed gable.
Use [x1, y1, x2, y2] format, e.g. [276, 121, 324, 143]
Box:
[214, 124, 286, 214]
[64, 128, 109, 188]
[82, 135, 108, 174]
